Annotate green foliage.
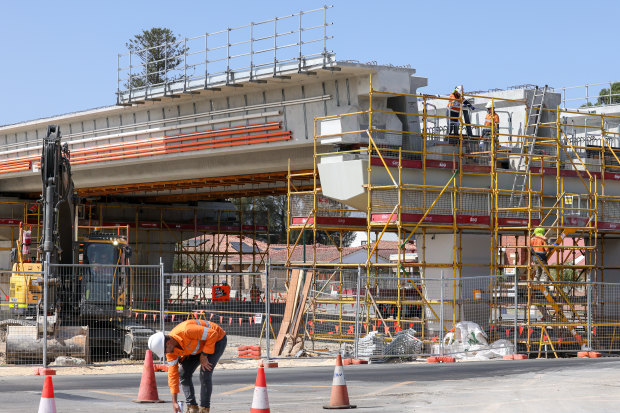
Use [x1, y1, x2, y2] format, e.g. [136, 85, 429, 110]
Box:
[580, 82, 620, 107]
[231, 195, 356, 247]
[232, 196, 287, 243]
[125, 27, 188, 88]
[597, 82, 620, 105]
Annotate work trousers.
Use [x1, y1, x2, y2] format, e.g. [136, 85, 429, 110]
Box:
[532, 251, 549, 282]
[447, 109, 472, 138]
[179, 335, 227, 408]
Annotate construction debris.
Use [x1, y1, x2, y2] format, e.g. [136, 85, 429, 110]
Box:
[373, 329, 422, 363]
[438, 321, 514, 360]
[50, 356, 86, 366]
[281, 334, 304, 357]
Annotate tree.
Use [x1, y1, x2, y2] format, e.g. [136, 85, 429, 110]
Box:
[231, 195, 356, 247]
[125, 27, 188, 88]
[232, 196, 288, 244]
[597, 82, 620, 105]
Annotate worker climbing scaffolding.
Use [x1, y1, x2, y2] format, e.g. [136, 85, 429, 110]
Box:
[530, 228, 550, 282]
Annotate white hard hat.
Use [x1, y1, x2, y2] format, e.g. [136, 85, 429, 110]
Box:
[148, 332, 165, 359]
[486, 102, 493, 109]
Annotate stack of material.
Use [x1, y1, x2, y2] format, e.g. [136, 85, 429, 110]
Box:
[272, 269, 313, 356]
[357, 331, 386, 359]
[238, 345, 261, 359]
[374, 329, 422, 363]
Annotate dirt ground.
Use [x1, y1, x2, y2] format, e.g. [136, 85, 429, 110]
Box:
[0, 334, 344, 376]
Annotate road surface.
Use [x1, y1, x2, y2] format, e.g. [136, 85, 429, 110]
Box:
[1, 358, 619, 412]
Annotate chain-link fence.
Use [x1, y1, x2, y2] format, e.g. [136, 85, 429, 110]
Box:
[3, 263, 620, 367]
[268, 267, 620, 362]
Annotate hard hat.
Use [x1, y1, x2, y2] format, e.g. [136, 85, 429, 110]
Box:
[486, 102, 493, 109]
[533, 228, 546, 237]
[148, 332, 165, 359]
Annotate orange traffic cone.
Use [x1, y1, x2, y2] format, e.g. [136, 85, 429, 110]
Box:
[38, 376, 57, 413]
[323, 354, 356, 409]
[250, 365, 270, 413]
[133, 350, 164, 403]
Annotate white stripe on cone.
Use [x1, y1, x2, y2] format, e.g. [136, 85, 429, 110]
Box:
[332, 365, 346, 386]
[251, 386, 270, 411]
[38, 397, 57, 413]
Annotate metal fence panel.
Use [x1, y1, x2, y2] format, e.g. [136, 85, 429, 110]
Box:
[3, 263, 620, 367]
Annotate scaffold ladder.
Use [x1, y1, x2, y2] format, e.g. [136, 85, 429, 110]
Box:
[510, 85, 548, 207]
[529, 217, 595, 345]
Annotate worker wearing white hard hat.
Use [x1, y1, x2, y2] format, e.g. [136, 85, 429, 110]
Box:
[148, 319, 227, 413]
[447, 85, 475, 140]
[481, 101, 500, 154]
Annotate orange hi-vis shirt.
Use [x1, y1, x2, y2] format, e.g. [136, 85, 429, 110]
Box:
[485, 112, 499, 128]
[165, 319, 226, 394]
[448, 93, 462, 112]
[531, 235, 548, 253]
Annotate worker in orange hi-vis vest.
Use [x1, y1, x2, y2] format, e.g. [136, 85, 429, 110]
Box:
[481, 102, 500, 153]
[149, 319, 227, 413]
[530, 227, 550, 282]
[447, 85, 475, 139]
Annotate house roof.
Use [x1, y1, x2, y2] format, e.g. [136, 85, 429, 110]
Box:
[500, 235, 584, 266]
[183, 234, 416, 265]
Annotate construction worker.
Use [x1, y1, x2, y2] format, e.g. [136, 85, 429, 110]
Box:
[530, 227, 549, 281]
[482, 102, 499, 141]
[447, 85, 475, 139]
[148, 319, 227, 413]
[480, 102, 500, 156]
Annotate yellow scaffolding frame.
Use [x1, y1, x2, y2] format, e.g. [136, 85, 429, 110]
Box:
[289, 77, 620, 355]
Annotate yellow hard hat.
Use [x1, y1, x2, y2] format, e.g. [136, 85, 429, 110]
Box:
[533, 228, 545, 236]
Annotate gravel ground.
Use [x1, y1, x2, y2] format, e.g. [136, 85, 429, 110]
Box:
[0, 333, 345, 376]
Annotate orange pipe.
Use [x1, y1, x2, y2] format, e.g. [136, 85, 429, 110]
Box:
[0, 121, 290, 174]
[69, 122, 281, 157]
[70, 133, 291, 165]
[0, 121, 280, 166]
[70, 130, 290, 163]
[68, 126, 283, 162]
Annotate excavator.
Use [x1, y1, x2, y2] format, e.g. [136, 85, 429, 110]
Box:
[3, 125, 153, 363]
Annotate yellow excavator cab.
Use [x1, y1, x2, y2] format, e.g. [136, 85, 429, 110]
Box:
[8, 251, 43, 314]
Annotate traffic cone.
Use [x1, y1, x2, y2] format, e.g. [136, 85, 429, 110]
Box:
[250, 365, 270, 413]
[133, 350, 164, 403]
[38, 376, 56, 413]
[323, 354, 356, 409]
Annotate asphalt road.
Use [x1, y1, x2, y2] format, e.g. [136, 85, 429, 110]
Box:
[2, 358, 619, 412]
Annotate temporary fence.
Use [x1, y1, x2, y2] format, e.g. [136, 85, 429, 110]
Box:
[3, 263, 620, 367]
[270, 266, 620, 362]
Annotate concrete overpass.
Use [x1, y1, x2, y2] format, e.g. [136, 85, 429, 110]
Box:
[0, 58, 426, 270]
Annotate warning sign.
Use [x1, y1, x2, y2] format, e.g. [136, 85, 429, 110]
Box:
[212, 285, 230, 303]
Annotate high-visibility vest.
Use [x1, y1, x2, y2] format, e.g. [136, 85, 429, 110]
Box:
[448, 93, 462, 112]
[166, 319, 226, 393]
[485, 112, 499, 128]
[531, 235, 548, 253]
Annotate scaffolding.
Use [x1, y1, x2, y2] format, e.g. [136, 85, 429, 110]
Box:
[287, 76, 620, 356]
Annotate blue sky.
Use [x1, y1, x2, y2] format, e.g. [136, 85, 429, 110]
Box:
[1, 0, 618, 125]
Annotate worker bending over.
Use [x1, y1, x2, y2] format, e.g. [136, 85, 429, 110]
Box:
[530, 228, 549, 282]
[149, 319, 227, 413]
[447, 85, 475, 138]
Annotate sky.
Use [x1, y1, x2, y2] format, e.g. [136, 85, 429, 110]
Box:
[1, 0, 618, 126]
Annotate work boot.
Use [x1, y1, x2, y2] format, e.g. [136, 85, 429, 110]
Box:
[186, 405, 199, 413]
[198, 408, 210, 413]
